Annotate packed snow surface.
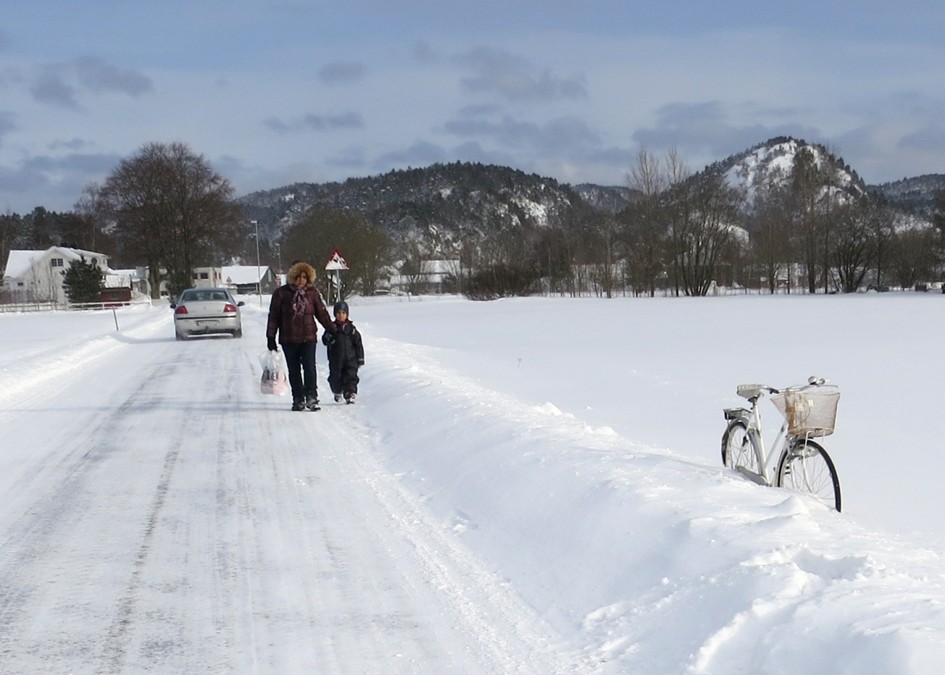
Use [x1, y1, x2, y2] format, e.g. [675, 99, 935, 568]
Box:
[1, 293, 945, 673]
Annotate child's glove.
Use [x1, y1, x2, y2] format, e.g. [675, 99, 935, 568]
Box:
[267, 336, 277, 351]
[322, 332, 336, 346]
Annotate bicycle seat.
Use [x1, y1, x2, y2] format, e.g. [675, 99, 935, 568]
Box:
[736, 384, 767, 400]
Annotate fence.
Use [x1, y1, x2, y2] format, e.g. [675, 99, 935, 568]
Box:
[0, 301, 60, 313]
[0, 298, 152, 313]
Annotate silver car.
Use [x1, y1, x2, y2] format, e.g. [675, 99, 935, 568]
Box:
[171, 287, 244, 340]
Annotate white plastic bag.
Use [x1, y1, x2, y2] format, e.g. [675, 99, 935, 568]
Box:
[259, 350, 288, 396]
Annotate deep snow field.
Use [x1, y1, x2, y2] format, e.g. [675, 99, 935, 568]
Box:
[1, 291, 945, 673]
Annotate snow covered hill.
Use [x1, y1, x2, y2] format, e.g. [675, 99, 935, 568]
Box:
[1, 293, 944, 673]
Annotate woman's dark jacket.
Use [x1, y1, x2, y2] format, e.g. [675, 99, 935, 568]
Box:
[266, 284, 335, 344]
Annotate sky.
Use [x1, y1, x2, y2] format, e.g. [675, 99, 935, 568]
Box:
[3, 293, 945, 672]
[2, 0, 945, 214]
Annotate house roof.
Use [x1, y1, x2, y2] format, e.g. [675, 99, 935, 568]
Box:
[221, 265, 270, 285]
[4, 247, 110, 279]
[3, 251, 42, 278]
[421, 260, 456, 274]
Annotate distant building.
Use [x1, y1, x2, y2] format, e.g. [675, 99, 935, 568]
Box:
[191, 266, 227, 289]
[389, 259, 459, 294]
[221, 265, 278, 295]
[2, 246, 124, 304]
[136, 265, 277, 298]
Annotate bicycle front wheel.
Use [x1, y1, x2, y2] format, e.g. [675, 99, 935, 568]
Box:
[722, 419, 758, 475]
[776, 439, 841, 511]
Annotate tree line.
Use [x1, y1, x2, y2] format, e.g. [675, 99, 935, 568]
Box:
[4, 141, 945, 302]
[445, 147, 945, 299]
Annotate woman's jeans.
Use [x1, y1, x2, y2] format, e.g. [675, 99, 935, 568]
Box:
[281, 341, 317, 402]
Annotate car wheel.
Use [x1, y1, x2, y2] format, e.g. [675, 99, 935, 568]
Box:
[233, 328, 243, 338]
[175, 331, 187, 341]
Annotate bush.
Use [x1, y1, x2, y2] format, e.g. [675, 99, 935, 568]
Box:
[62, 256, 105, 304]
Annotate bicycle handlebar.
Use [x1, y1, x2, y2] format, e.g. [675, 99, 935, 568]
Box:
[735, 376, 830, 401]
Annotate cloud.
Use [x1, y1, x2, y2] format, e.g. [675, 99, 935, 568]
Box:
[0, 111, 14, 141]
[326, 146, 368, 170]
[444, 113, 600, 153]
[412, 41, 440, 64]
[632, 101, 823, 167]
[73, 56, 152, 96]
[31, 68, 80, 108]
[373, 140, 449, 170]
[29, 57, 152, 109]
[317, 61, 365, 85]
[898, 126, 945, 153]
[48, 138, 94, 152]
[0, 151, 120, 212]
[454, 47, 587, 102]
[265, 111, 365, 133]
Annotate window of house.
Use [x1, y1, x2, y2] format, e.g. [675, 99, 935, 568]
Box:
[199, 272, 209, 279]
[50, 258, 64, 267]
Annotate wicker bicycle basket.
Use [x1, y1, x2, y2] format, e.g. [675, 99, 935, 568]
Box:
[770, 386, 840, 437]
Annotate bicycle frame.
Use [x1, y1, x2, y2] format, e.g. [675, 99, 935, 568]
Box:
[739, 397, 789, 486]
[722, 377, 842, 511]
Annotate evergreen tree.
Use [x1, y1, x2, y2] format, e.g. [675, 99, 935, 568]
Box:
[62, 256, 104, 304]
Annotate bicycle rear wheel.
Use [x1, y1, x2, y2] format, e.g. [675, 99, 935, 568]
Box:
[776, 439, 842, 511]
[721, 419, 758, 474]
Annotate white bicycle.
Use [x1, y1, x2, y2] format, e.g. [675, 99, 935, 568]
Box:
[721, 376, 842, 511]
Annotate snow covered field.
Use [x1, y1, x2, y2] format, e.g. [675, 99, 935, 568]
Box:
[1, 292, 945, 673]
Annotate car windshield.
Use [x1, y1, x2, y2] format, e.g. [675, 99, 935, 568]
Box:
[180, 290, 230, 302]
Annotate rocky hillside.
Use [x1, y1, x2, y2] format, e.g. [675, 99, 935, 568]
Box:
[238, 139, 943, 244]
[239, 162, 630, 243]
[869, 174, 945, 218]
[709, 136, 868, 198]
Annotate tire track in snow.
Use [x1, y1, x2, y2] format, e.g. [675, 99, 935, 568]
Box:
[0, 308, 169, 412]
[2, 308, 576, 673]
[0, 346, 186, 671]
[0, 376, 153, 611]
[102, 441, 182, 673]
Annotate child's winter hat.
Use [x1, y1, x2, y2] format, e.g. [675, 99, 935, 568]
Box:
[333, 300, 349, 315]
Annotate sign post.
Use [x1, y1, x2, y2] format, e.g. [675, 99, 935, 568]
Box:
[324, 248, 349, 304]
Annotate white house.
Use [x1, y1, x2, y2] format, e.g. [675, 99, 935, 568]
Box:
[135, 265, 276, 298]
[2, 246, 120, 304]
[389, 259, 459, 294]
[221, 265, 277, 295]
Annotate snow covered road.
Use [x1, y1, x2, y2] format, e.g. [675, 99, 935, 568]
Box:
[0, 306, 566, 673]
[5, 295, 945, 674]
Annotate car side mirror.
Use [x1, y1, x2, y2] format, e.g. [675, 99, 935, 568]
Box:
[169, 303, 177, 309]
[237, 301, 245, 306]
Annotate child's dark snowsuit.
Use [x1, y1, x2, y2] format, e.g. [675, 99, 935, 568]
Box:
[323, 319, 364, 398]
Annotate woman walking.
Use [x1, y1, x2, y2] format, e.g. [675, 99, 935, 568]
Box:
[266, 260, 336, 411]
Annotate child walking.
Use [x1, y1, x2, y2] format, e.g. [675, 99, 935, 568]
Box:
[323, 300, 364, 403]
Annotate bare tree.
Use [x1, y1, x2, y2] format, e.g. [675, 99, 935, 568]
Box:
[866, 199, 895, 290]
[832, 200, 876, 293]
[95, 142, 243, 299]
[397, 237, 428, 295]
[664, 148, 691, 296]
[665, 168, 742, 296]
[749, 180, 794, 293]
[462, 226, 540, 300]
[787, 147, 853, 294]
[624, 147, 669, 297]
[533, 225, 572, 296]
[585, 212, 621, 298]
[283, 205, 391, 296]
[889, 227, 938, 289]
